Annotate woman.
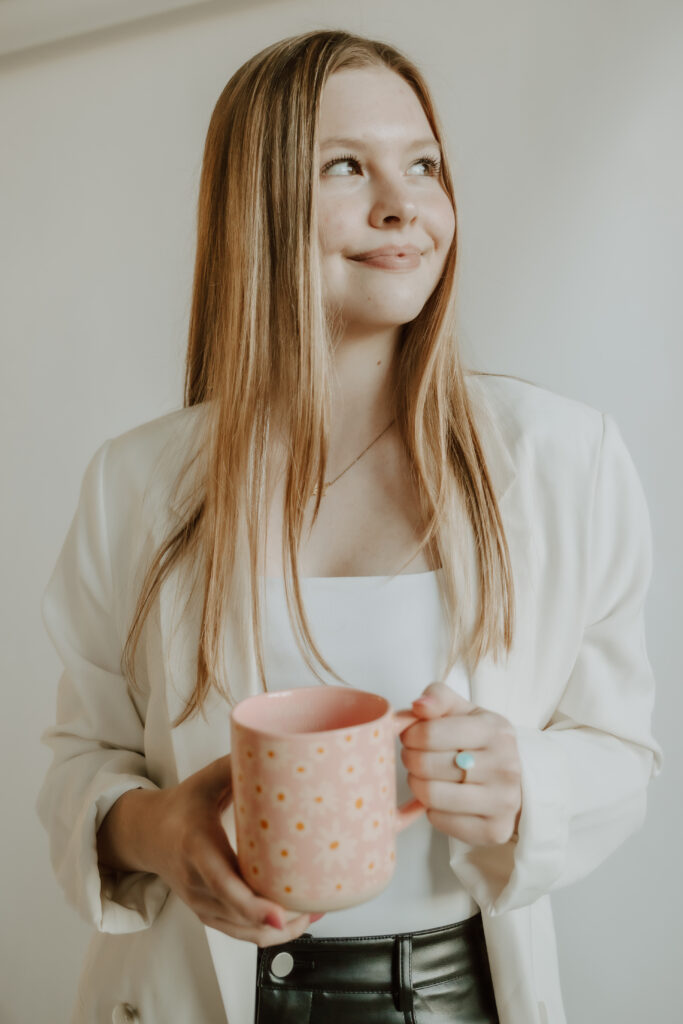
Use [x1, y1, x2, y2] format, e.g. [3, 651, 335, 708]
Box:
[37, 29, 662, 1024]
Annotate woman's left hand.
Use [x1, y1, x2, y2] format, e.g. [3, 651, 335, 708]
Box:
[400, 682, 523, 847]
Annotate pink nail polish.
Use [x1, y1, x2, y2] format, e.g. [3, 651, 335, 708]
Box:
[264, 912, 284, 929]
[413, 696, 435, 707]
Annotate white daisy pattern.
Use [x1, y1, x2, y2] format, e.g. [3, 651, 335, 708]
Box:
[266, 840, 300, 871]
[250, 779, 267, 800]
[268, 784, 293, 810]
[290, 757, 315, 782]
[360, 853, 388, 881]
[260, 744, 283, 765]
[361, 810, 391, 844]
[242, 853, 267, 887]
[338, 755, 364, 784]
[299, 780, 341, 818]
[288, 814, 311, 841]
[333, 729, 360, 751]
[236, 828, 260, 862]
[369, 744, 395, 780]
[313, 828, 359, 873]
[344, 783, 377, 819]
[368, 722, 386, 745]
[306, 738, 332, 762]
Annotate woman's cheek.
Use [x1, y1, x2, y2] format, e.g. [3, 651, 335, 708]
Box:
[433, 197, 456, 248]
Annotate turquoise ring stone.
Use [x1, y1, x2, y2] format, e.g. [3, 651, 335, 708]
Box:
[455, 751, 475, 771]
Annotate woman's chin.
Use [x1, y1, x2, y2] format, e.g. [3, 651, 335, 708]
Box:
[330, 301, 429, 331]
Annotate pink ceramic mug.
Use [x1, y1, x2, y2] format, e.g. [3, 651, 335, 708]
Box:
[228, 685, 425, 912]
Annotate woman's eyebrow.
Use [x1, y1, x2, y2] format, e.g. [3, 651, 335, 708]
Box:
[319, 135, 441, 152]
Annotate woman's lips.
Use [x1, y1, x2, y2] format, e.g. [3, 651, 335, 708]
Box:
[350, 252, 421, 270]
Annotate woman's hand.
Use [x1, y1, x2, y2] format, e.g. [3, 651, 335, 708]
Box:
[98, 755, 323, 947]
[400, 682, 523, 846]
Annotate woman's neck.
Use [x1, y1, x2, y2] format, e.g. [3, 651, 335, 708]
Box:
[328, 330, 399, 446]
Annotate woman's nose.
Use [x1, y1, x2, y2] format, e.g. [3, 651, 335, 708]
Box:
[370, 186, 418, 226]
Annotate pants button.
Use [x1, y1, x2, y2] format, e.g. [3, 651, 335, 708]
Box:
[270, 951, 295, 978]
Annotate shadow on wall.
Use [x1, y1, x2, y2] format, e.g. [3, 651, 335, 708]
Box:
[0, 0, 277, 72]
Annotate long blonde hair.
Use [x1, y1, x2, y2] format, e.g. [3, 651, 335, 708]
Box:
[122, 29, 516, 726]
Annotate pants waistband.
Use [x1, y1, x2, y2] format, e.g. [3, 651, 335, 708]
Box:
[256, 911, 489, 1014]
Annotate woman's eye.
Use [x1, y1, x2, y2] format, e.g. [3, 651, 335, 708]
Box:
[321, 155, 360, 175]
[321, 154, 441, 177]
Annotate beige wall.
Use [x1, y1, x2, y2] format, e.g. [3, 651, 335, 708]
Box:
[1, 0, 679, 1020]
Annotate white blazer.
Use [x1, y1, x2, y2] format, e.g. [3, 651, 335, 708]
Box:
[36, 373, 663, 1024]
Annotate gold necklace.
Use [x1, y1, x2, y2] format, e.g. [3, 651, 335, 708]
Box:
[310, 419, 396, 500]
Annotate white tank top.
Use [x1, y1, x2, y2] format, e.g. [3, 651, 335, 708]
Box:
[261, 569, 479, 935]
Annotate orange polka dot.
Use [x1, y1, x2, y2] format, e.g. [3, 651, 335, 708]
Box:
[239, 805, 245, 813]
[296, 822, 305, 831]
[284, 886, 292, 893]
[336, 883, 342, 890]
[280, 849, 289, 858]
[368, 862, 375, 870]
[237, 773, 244, 782]
[277, 792, 286, 802]
[256, 784, 263, 793]
[247, 751, 253, 759]
[252, 866, 259, 875]
[347, 766, 354, 774]
[268, 751, 275, 758]
[390, 852, 395, 861]
[345, 734, 352, 742]
[355, 798, 363, 809]
[373, 820, 379, 828]
[316, 746, 325, 754]
[260, 819, 269, 829]
[296, 765, 306, 773]
[249, 840, 255, 849]
[381, 786, 387, 793]
[314, 796, 323, 803]
[379, 756, 385, 763]
[373, 729, 379, 737]
[329, 841, 339, 850]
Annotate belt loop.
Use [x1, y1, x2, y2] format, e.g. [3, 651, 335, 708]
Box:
[392, 934, 416, 1024]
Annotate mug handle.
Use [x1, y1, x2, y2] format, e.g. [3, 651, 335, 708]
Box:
[391, 710, 427, 833]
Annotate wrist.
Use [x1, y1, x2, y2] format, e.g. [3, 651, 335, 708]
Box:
[97, 787, 166, 876]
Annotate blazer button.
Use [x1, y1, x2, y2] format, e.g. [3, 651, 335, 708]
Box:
[112, 1004, 140, 1023]
[270, 951, 294, 978]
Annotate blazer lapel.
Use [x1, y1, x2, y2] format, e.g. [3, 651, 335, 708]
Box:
[464, 375, 536, 725]
[158, 519, 260, 784]
[156, 497, 261, 1024]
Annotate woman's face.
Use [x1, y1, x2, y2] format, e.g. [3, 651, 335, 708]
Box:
[316, 67, 455, 338]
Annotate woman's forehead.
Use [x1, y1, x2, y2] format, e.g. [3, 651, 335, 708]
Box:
[318, 68, 434, 147]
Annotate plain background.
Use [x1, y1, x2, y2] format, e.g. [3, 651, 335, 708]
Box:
[1, 0, 680, 1020]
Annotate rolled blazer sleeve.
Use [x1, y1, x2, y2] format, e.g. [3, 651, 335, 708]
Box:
[36, 439, 170, 933]
[449, 412, 663, 914]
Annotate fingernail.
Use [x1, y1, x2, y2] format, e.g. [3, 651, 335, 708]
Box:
[412, 696, 435, 707]
[264, 912, 284, 929]
[309, 912, 325, 922]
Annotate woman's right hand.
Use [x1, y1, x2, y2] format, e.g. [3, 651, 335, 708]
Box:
[98, 754, 323, 947]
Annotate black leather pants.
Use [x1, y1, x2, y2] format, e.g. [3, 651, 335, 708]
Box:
[254, 911, 500, 1023]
